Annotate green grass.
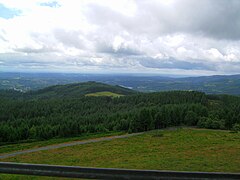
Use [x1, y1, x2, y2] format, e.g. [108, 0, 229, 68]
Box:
[85, 91, 123, 97]
[0, 131, 124, 155]
[2, 128, 240, 173]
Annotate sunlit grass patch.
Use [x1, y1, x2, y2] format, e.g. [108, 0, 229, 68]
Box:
[85, 91, 123, 97]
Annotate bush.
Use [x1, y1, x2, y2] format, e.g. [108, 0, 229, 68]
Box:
[232, 123, 240, 132]
[184, 111, 198, 126]
[197, 117, 225, 129]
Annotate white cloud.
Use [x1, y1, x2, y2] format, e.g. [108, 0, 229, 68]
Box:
[0, 0, 240, 75]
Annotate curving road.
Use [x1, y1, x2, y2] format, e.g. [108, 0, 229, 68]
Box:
[0, 133, 143, 159]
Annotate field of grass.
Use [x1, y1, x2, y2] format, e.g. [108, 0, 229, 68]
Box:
[0, 131, 124, 155]
[85, 91, 123, 97]
[2, 128, 240, 176]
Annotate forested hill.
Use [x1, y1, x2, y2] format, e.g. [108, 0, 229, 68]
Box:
[0, 81, 137, 99]
[0, 89, 240, 144]
[29, 81, 137, 98]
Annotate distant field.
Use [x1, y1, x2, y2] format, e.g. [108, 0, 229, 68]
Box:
[85, 91, 123, 97]
[2, 128, 240, 174]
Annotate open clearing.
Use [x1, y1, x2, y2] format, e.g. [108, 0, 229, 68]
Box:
[85, 91, 123, 97]
[1, 128, 240, 174]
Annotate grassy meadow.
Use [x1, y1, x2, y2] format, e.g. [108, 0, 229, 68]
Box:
[0, 132, 124, 155]
[1, 128, 240, 175]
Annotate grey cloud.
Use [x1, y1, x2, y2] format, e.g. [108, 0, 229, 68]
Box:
[113, 47, 142, 56]
[53, 29, 85, 49]
[13, 46, 59, 54]
[0, 58, 57, 66]
[0, 35, 7, 42]
[86, 0, 240, 40]
[138, 57, 216, 71]
[0, 53, 66, 66]
[95, 43, 142, 56]
[218, 61, 240, 73]
[171, 0, 240, 40]
[0, 29, 7, 41]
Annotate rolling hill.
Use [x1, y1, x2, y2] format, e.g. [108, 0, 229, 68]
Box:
[26, 81, 136, 99]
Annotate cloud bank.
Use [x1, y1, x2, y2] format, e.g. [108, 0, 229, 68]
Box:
[0, 0, 240, 75]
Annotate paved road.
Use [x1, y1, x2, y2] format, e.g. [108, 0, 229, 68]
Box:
[0, 133, 143, 159]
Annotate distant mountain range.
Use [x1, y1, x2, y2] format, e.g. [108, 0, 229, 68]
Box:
[0, 72, 240, 95]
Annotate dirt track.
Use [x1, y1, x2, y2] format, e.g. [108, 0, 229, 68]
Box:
[0, 133, 143, 159]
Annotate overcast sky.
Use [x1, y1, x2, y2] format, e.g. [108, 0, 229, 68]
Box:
[0, 0, 240, 75]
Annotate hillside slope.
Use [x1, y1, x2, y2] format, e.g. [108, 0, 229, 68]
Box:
[27, 81, 136, 98]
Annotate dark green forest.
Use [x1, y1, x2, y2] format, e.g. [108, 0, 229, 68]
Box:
[0, 82, 240, 144]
